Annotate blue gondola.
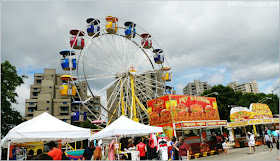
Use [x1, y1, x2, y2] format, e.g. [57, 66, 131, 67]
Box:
[61, 58, 76, 70]
[86, 18, 100, 37]
[124, 21, 136, 38]
[71, 111, 87, 122]
[153, 49, 164, 64]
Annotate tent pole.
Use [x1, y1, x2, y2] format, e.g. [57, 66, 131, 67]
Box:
[7, 140, 11, 161]
[115, 136, 120, 160]
[0, 146, 2, 160]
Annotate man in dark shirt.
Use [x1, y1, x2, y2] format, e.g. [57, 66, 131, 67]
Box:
[83, 142, 95, 160]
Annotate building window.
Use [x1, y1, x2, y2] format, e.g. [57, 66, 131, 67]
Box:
[63, 102, 67, 105]
[28, 109, 33, 112]
[47, 101, 49, 103]
[61, 107, 68, 111]
[33, 92, 38, 96]
[49, 86, 52, 89]
[29, 102, 34, 105]
[27, 114, 33, 117]
[34, 88, 38, 90]
[36, 80, 41, 84]
[62, 119, 67, 122]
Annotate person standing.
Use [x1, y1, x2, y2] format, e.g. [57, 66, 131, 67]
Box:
[210, 132, 217, 150]
[47, 141, 63, 160]
[264, 131, 273, 152]
[247, 132, 255, 154]
[171, 136, 179, 160]
[82, 141, 95, 160]
[178, 136, 190, 161]
[136, 139, 147, 160]
[216, 133, 223, 154]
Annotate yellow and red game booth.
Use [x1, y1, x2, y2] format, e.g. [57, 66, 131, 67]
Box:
[147, 94, 227, 158]
[226, 103, 279, 148]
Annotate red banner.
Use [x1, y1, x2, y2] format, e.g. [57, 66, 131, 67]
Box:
[207, 121, 227, 126]
[182, 121, 207, 127]
[148, 94, 220, 126]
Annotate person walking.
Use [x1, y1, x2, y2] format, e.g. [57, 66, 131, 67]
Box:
[136, 139, 147, 160]
[264, 127, 273, 148]
[178, 136, 190, 161]
[264, 131, 273, 152]
[47, 141, 63, 160]
[247, 132, 255, 154]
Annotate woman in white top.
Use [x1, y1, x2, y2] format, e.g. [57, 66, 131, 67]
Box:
[247, 132, 255, 154]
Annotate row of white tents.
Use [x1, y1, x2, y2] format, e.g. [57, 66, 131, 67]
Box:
[0, 112, 163, 160]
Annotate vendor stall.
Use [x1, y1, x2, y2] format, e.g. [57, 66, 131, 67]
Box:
[90, 115, 163, 160]
[226, 103, 279, 148]
[147, 94, 228, 158]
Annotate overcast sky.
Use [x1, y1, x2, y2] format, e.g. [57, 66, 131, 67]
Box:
[1, 1, 279, 116]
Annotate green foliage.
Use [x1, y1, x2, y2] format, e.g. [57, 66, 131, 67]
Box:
[1, 61, 27, 137]
[201, 84, 279, 121]
[80, 119, 98, 129]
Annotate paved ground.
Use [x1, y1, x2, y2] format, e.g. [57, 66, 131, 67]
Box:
[195, 143, 279, 160]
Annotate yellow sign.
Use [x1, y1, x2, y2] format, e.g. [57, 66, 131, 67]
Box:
[273, 118, 279, 123]
[249, 119, 262, 125]
[249, 103, 273, 119]
[230, 111, 251, 122]
[228, 121, 248, 127]
[263, 119, 273, 123]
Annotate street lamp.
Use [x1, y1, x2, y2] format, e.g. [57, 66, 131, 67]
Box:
[203, 92, 218, 97]
[272, 87, 279, 113]
[258, 97, 272, 103]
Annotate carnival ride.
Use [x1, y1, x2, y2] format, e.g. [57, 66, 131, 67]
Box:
[58, 16, 173, 127]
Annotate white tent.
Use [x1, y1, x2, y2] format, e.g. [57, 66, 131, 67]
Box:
[1, 112, 91, 148]
[90, 115, 163, 140]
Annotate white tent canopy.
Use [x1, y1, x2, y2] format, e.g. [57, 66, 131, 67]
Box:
[1, 112, 91, 148]
[90, 116, 163, 140]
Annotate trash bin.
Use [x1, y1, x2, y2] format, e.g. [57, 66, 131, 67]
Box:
[239, 141, 245, 148]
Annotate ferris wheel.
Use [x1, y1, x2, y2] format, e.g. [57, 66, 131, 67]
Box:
[59, 16, 173, 125]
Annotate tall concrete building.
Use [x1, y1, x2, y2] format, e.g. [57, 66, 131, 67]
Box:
[227, 80, 259, 94]
[183, 79, 212, 96]
[107, 70, 172, 124]
[25, 68, 101, 124]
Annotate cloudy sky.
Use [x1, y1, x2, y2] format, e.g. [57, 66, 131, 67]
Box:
[1, 1, 279, 116]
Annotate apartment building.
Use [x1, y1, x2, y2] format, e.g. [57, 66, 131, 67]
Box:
[183, 79, 212, 96]
[227, 80, 259, 94]
[25, 68, 101, 124]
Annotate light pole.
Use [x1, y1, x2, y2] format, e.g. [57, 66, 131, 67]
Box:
[272, 87, 279, 114]
[203, 92, 218, 97]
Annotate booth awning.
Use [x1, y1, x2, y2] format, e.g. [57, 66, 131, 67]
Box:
[174, 120, 228, 129]
[226, 118, 279, 128]
[1, 112, 91, 148]
[90, 116, 163, 140]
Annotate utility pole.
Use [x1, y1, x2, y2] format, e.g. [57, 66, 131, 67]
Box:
[272, 87, 279, 113]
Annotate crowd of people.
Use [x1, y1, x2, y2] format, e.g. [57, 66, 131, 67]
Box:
[10, 126, 280, 160]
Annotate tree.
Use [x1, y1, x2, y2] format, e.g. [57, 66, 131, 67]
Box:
[1, 61, 27, 137]
[202, 84, 279, 121]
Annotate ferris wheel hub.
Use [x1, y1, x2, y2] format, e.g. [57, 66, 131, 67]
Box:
[129, 66, 137, 75]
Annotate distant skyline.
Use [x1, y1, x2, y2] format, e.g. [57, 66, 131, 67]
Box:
[1, 1, 279, 116]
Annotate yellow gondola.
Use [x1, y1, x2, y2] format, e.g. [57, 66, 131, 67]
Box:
[60, 83, 77, 96]
[162, 72, 172, 82]
[106, 16, 118, 34]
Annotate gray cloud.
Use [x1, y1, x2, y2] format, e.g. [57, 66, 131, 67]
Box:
[2, 1, 279, 115]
